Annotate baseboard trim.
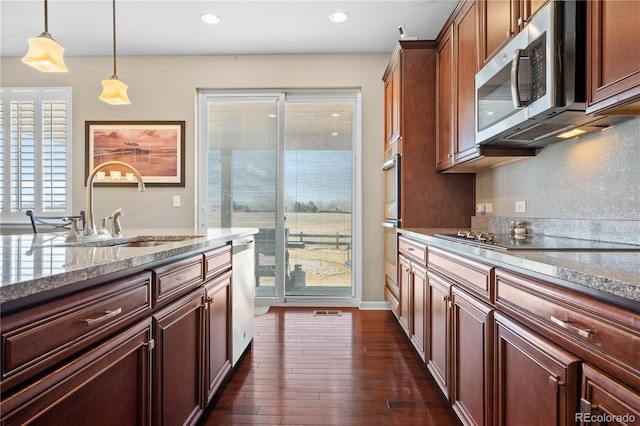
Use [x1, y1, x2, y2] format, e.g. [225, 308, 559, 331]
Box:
[359, 301, 391, 310]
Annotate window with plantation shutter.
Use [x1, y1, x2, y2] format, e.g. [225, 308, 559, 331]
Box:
[1, 88, 72, 224]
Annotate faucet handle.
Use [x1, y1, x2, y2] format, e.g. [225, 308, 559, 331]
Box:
[63, 217, 82, 242]
[98, 217, 112, 236]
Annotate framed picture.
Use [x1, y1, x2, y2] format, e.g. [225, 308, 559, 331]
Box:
[85, 120, 185, 187]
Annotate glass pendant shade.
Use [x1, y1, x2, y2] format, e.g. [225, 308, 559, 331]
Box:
[23, 34, 68, 72]
[99, 77, 130, 105]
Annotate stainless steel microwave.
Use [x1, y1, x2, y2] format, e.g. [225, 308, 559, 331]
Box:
[474, 1, 613, 148]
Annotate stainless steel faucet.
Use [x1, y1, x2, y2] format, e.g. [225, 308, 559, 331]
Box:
[84, 161, 145, 237]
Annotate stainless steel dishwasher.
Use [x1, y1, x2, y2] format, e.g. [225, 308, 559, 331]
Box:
[231, 236, 255, 366]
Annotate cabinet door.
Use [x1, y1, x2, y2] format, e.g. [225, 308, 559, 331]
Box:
[398, 254, 412, 336]
[451, 286, 494, 426]
[586, 0, 640, 114]
[520, 0, 548, 28]
[153, 289, 205, 426]
[455, 0, 479, 162]
[480, 0, 516, 65]
[205, 272, 232, 403]
[384, 58, 401, 152]
[426, 271, 452, 398]
[436, 25, 454, 170]
[0, 319, 153, 426]
[580, 364, 640, 426]
[495, 312, 580, 426]
[410, 262, 427, 360]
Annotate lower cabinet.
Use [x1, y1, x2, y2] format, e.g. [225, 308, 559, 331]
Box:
[398, 254, 412, 336]
[451, 286, 493, 426]
[395, 234, 639, 426]
[580, 364, 640, 425]
[152, 288, 206, 426]
[204, 270, 232, 403]
[494, 312, 580, 426]
[0, 319, 153, 425]
[426, 270, 452, 398]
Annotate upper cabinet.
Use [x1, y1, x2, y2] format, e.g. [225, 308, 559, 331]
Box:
[384, 57, 401, 155]
[436, 1, 535, 173]
[382, 41, 475, 228]
[478, 0, 548, 66]
[586, 0, 640, 115]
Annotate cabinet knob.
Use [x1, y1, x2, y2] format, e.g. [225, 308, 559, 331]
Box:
[447, 153, 452, 159]
[517, 17, 523, 27]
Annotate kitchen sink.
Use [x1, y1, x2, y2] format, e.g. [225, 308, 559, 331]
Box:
[111, 240, 171, 248]
[61, 235, 203, 248]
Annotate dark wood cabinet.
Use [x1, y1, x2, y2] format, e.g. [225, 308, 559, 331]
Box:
[1, 319, 153, 425]
[478, 0, 549, 66]
[383, 40, 475, 228]
[580, 364, 640, 426]
[410, 262, 427, 360]
[494, 312, 580, 426]
[204, 271, 232, 403]
[586, 0, 640, 115]
[436, 1, 536, 173]
[397, 254, 412, 336]
[384, 58, 401, 155]
[426, 270, 452, 399]
[451, 286, 493, 426]
[152, 288, 205, 426]
[398, 234, 639, 426]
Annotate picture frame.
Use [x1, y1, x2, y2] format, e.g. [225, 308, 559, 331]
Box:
[85, 120, 185, 187]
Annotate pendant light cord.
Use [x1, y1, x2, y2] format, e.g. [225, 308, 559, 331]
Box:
[112, 0, 118, 78]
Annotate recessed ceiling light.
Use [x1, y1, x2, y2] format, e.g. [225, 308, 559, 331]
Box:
[331, 132, 339, 137]
[329, 11, 349, 23]
[331, 113, 341, 117]
[201, 14, 220, 24]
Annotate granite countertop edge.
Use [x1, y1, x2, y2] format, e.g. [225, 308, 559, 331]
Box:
[400, 228, 640, 308]
[0, 227, 259, 305]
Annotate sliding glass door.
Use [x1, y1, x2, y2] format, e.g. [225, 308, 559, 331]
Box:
[199, 91, 358, 303]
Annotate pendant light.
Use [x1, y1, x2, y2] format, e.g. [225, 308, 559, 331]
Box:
[22, 0, 68, 72]
[99, 0, 130, 105]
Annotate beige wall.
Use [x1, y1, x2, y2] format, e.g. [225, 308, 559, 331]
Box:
[1, 53, 389, 303]
[475, 117, 640, 220]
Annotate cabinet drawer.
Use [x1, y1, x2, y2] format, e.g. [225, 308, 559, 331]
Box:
[203, 245, 232, 280]
[1, 272, 151, 389]
[385, 279, 400, 318]
[398, 236, 426, 264]
[495, 269, 640, 388]
[152, 254, 204, 307]
[428, 246, 494, 303]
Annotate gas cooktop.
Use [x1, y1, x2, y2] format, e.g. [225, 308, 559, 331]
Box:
[434, 232, 640, 251]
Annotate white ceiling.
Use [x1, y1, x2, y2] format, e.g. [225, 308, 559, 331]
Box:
[0, 0, 458, 57]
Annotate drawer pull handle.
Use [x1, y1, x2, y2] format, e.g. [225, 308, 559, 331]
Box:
[406, 247, 414, 251]
[84, 308, 122, 326]
[550, 316, 591, 338]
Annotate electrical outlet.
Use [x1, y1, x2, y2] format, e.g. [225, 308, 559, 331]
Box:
[515, 200, 526, 213]
[485, 203, 493, 213]
[173, 195, 181, 207]
[476, 203, 486, 213]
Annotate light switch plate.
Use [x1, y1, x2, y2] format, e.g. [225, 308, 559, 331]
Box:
[173, 195, 181, 207]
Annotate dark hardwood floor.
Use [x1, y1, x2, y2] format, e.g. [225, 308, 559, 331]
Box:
[200, 307, 460, 425]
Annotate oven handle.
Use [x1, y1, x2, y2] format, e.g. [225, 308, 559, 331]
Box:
[382, 155, 399, 171]
[382, 221, 397, 229]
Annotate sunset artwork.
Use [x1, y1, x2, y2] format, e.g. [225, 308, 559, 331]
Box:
[86, 121, 185, 186]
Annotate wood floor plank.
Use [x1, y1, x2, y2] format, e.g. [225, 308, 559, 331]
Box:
[199, 307, 460, 425]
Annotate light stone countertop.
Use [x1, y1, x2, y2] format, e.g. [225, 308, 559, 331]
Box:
[0, 227, 258, 305]
[400, 228, 640, 312]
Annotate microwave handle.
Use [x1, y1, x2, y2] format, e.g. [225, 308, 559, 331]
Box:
[510, 48, 524, 108]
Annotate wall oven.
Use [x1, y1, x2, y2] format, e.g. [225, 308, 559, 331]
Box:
[382, 151, 400, 299]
